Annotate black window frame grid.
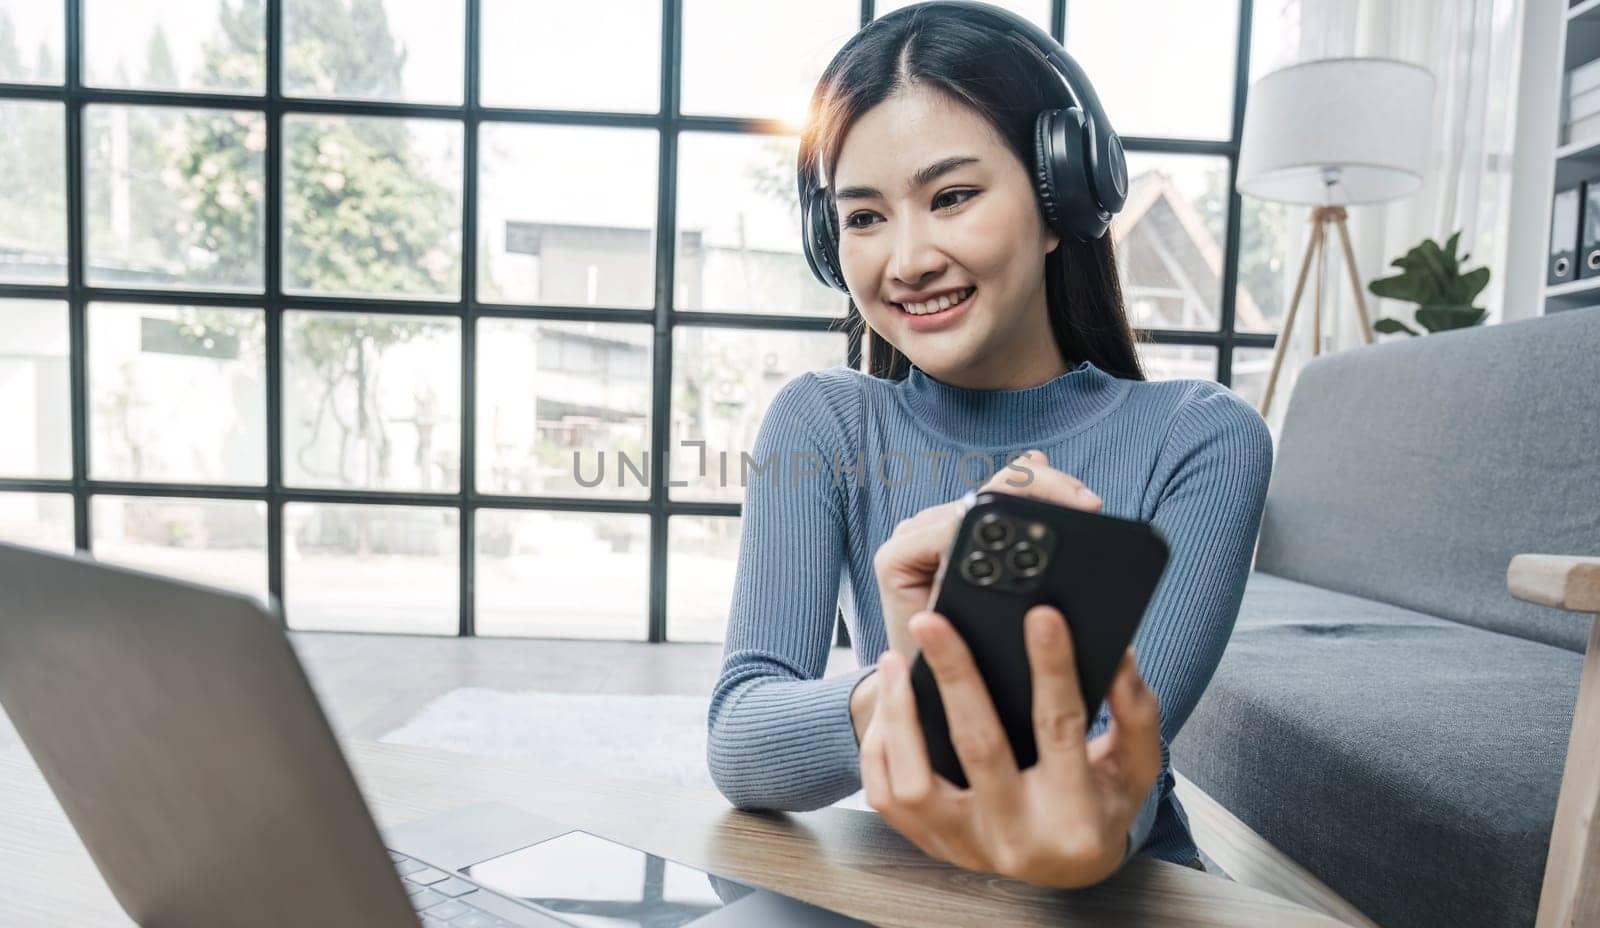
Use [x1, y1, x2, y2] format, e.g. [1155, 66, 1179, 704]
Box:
[0, 0, 1272, 642]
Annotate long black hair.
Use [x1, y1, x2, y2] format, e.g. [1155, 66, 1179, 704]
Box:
[799, 7, 1147, 382]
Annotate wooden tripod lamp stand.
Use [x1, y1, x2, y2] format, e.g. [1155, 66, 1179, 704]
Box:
[1236, 58, 1436, 420]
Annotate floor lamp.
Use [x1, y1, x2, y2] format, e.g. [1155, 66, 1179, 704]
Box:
[1237, 58, 1435, 420]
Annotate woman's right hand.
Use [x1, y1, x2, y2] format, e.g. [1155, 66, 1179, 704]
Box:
[857, 449, 1105, 733]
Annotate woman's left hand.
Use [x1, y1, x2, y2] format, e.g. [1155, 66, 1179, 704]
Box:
[858, 604, 1162, 889]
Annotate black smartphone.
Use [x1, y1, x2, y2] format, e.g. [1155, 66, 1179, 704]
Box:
[908, 490, 1170, 788]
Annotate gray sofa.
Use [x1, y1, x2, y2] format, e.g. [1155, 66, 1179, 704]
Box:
[1171, 306, 1600, 928]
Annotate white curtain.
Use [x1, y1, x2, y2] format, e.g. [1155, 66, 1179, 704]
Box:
[1249, 0, 1525, 436]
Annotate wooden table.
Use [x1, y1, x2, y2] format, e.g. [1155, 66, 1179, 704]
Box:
[0, 741, 1349, 927]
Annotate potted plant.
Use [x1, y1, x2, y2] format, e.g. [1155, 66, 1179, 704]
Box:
[1367, 231, 1490, 336]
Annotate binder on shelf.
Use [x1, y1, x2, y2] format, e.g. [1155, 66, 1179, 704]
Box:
[1580, 179, 1600, 279]
[1551, 184, 1582, 286]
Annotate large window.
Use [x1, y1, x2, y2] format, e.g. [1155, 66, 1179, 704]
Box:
[0, 0, 1269, 640]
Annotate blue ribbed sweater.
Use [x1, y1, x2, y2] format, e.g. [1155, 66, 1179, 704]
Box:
[706, 358, 1275, 866]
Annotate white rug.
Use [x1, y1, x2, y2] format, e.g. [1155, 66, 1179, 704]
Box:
[378, 688, 871, 810]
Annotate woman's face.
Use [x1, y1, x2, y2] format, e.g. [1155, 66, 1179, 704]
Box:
[831, 84, 1062, 388]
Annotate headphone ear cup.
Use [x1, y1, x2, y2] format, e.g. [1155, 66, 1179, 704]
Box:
[1032, 110, 1066, 238]
[801, 185, 848, 292]
[1034, 107, 1111, 242]
[821, 188, 842, 283]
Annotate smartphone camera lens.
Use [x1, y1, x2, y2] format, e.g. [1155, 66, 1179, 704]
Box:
[961, 550, 1001, 586]
[973, 513, 1012, 550]
[1007, 541, 1046, 578]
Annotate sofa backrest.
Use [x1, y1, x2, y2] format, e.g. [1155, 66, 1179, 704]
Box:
[1254, 307, 1600, 652]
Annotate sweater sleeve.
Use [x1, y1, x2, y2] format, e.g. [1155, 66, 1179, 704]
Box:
[1122, 385, 1275, 857]
[706, 372, 872, 811]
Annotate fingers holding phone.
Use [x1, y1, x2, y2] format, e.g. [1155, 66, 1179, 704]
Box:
[985, 449, 1103, 511]
[873, 498, 972, 656]
[1025, 606, 1158, 794]
[1021, 604, 1095, 785]
[863, 605, 1163, 888]
[871, 449, 1104, 658]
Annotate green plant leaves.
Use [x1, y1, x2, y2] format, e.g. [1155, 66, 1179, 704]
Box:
[1374, 317, 1421, 336]
[1365, 229, 1490, 335]
[1369, 273, 1428, 303]
[1415, 305, 1487, 332]
[1458, 266, 1490, 303]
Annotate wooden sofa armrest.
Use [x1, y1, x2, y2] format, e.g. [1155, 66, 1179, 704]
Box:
[1520, 555, 1600, 927]
[1508, 554, 1600, 614]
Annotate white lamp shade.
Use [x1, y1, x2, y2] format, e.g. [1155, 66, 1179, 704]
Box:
[1237, 57, 1435, 206]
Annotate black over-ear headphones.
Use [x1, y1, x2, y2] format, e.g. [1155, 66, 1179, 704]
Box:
[800, 0, 1129, 294]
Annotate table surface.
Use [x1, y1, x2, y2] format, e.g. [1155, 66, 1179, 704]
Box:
[0, 741, 1350, 927]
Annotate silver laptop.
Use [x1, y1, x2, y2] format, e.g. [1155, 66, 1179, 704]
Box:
[0, 541, 863, 928]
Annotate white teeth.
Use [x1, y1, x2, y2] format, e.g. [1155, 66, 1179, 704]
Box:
[898, 286, 974, 315]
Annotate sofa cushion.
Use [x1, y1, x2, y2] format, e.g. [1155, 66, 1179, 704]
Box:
[1173, 572, 1584, 928]
[1253, 306, 1600, 652]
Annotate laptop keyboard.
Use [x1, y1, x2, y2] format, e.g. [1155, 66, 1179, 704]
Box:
[390, 849, 571, 928]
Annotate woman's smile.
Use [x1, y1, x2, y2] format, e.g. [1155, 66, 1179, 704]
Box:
[893, 285, 977, 331]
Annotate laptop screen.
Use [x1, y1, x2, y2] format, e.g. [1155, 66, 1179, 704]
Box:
[462, 829, 758, 928]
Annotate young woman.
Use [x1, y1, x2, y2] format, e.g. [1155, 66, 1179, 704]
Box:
[707, 2, 1273, 888]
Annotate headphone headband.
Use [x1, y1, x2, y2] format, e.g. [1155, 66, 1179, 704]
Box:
[867, 1, 1127, 213]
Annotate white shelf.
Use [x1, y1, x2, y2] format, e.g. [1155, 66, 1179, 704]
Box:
[1545, 275, 1600, 310]
[1572, 0, 1600, 24]
[1555, 137, 1600, 187]
[1555, 136, 1600, 160]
